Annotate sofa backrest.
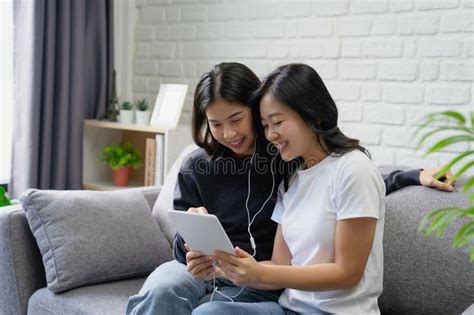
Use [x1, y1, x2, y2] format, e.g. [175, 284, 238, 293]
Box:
[378, 167, 472, 314]
[152, 144, 199, 246]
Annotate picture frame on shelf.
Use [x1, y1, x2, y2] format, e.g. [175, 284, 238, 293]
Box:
[150, 84, 188, 128]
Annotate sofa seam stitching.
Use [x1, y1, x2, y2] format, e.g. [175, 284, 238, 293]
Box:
[28, 195, 62, 289]
[57, 267, 157, 291]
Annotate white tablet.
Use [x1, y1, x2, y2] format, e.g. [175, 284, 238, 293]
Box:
[168, 209, 235, 256]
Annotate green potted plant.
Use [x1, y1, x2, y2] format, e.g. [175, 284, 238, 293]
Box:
[98, 143, 142, 186]
[413, 110, 474, 261]
[119, 101, 134, 124]
[135, 99, 151, 125]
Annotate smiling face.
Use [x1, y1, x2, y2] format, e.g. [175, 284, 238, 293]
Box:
[205, 99, 255, 157]
[260, 94, 325, 165]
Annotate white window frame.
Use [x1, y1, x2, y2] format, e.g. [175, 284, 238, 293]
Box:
[0, 0, 14, 185]
[114, 0, 137, 102]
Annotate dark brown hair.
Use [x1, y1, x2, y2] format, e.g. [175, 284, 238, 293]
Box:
[251, 63, 369, 158]
[192, 62, 261, 158]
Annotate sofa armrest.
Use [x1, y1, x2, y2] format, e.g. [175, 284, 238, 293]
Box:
[0, 204, 46, 315]
[0, 186, 161, 315]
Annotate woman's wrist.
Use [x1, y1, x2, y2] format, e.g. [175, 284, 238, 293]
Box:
[256, 262, 269, 285]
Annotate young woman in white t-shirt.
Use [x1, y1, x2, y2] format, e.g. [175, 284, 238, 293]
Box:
[193, 63, 388, 315]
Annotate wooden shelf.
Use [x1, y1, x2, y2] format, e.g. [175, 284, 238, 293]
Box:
[82, 119, 192, 191]
[84, 119, 169, 133]
[83, 180, 145, 191]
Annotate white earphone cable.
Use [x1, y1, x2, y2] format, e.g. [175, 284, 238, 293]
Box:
[211, 136, 277, 302]
[245, 148, 277, 257]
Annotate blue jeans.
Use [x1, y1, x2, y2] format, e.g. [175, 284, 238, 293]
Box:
[126, 260, 281, 315]
[192, 301, 295, 315]
[192, 301, 330, 315]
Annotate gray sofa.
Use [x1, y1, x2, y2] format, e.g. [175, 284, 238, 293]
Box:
[0, 147, 473, 314]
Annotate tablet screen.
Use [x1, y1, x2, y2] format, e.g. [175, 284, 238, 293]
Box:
[168, 210, 235, 255]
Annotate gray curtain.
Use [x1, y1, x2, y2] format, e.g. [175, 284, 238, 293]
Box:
[10, 0, 114, 198]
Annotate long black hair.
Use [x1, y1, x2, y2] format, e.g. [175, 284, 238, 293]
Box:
[251, 63, 369, 159]
[192, 62, 263, 158]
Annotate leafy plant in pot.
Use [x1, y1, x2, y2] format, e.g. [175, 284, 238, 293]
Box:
[98, 143, 142, 186]
[413, 110, 474, 261]
[135, 99, 151, 125]
[119, 101, 134, 124]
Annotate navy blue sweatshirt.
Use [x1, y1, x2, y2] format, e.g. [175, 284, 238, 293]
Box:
[172, 148, 420, 264]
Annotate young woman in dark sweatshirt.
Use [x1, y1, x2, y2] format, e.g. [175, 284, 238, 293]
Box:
[126, 62, 453, 315]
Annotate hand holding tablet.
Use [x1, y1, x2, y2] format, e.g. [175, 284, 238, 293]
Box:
[168, 209, 235, 256]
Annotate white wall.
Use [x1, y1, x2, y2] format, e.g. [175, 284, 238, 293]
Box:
[129, 0, 473, 169]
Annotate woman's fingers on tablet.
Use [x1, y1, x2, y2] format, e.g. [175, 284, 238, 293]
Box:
[216, 261, 238, 282]
[213, 266, 227, 279]
[187, 255, 213, 273]
[186, 250, 202, 260]
[187, 206, 209, 214]
[186, 251, 202, 265]
[216, 256, 237, 274]
[190, 260, 214, 280]
[184, 243, 192, 252]
[194, 262, 214, 276]
[200, 266, 216, 281]
[215, 250, 239, 266]
[187, 254, 205, 268]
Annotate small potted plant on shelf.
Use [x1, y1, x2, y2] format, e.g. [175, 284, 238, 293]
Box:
[119, 101, 134, 124]
[135, 98, 151, 125]
[98, 143, 142, 186]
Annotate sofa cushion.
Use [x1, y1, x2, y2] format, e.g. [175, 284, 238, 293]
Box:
[152, 144, 198, 245]
[20, 189, 172, 293]
[380, 179, 473, 314]
[28, 277, 146, 314]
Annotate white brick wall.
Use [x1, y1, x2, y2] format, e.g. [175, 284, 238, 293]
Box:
[131, 0, 473, 169]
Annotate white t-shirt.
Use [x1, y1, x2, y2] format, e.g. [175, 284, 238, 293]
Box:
[272, 150, 385, 315]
